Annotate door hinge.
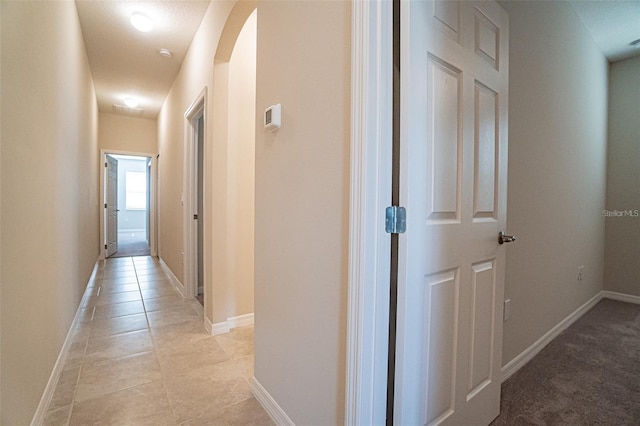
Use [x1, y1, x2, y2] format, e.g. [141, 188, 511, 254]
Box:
[105, 162, 107, 167]
[194, 214, 198, 220]
[104, 203, 107, 209]
[385, 206, 406, 234]
[104, 244, 108, 249]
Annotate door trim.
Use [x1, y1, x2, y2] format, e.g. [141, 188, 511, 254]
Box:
[99, 149, 158, 260]
[183, 87, 207, 301]
[345, 1, 393, 424]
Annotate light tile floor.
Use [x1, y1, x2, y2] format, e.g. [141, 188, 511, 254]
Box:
[43, 256, 272, 426]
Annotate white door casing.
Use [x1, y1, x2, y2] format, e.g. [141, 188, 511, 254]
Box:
[106, 155, 118, 258]
[345, 0, 393, 424]
[395, 1, 509, 425]
[183, 88, 207, 301]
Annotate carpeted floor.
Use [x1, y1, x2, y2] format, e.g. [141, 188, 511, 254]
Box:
[491, 299, 640, 425]
[109, 231, 150, 258]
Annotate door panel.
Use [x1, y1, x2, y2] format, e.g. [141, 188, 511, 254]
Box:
[425, 268, 459, 425]
[106, 155, 118, 257]
[473, 81, 498, 221]
[396, 1, 509, 425]
[427, 56, 462, 223]
[467, 259, 496, 400]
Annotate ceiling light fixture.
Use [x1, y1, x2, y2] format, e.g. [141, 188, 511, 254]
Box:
[124, 98, 139, 108]
[158, 48, 173, 59]
[631, 39, 640, 49]
[130, 13, 153, 32]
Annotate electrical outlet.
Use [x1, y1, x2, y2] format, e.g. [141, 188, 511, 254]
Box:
[578, 265, 584, 281]
[503, 299, 511, 321]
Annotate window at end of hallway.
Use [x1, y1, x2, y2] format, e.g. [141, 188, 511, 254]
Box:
[125, 171, 146, 210]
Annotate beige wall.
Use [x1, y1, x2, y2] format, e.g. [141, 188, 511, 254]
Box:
[226, 11, 256, 318]
[157, 0, 235, 304]
[500, 1, 608, 366]
[254, 1, 350, 424]
[0, 1, 99, 423]
[157, 0, 257, 325]
[99, 112, 158, 154]
[604, 55, 640, 296]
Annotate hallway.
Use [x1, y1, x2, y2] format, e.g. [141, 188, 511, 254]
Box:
[43, 256, 271, 425]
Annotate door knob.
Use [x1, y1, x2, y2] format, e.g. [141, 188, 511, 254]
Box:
[498, 231, 516, 244]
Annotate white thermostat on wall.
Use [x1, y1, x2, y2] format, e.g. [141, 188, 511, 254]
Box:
[264, 104, 281, 132]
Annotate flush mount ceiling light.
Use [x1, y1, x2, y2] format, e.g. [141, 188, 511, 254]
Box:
[631, 39, 640, 49]
[130, 13, 153, 32]
[158, 48, 173, 59]
[124, 97, 139, 108]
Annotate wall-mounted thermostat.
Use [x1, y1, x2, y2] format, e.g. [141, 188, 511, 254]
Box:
[264, 104, 281, 132]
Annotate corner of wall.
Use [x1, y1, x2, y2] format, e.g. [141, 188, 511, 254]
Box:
[603, 56, 640, 296]
[500, 0, 609, 367]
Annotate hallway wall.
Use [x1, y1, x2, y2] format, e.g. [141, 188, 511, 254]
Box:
[157, 0, 236, 316]
[0, 1, 99, 423]
[500, 1, 609, 366]
[157, 0, 256, 327]
[98, 112, 157, 154]
[226, 11, 256, 319]
[254, 2, 350, 424]
[604, 56, 640, 296]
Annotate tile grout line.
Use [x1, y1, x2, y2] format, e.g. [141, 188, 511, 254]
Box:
[132, 257, 181, 424]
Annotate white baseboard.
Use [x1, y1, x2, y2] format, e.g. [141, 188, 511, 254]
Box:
[204, 316, 214, 334]
[158, 257, 185, 298]
[118, 228, 145, 234]
[211, 313, 254, 336]
[501, 291, 603, 383]
[230, 313, 254, 328]
[212, 321, 231, 335]
[601, 290, 640, 305]
[251, 377, 295, 426]
[31, 259, 100, 426]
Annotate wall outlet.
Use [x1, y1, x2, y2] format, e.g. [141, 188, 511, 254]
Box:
[578, 265, 584, 281]
[503, 299, 512, 321]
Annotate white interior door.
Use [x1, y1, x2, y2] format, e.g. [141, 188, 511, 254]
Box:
[106, 155, 118, 258]
[395, 1, 509, 425]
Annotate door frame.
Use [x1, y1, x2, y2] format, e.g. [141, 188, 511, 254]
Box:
[345, 0, 394, 424]
[99, 149, 158, 260]
[183, 88, 208, 301]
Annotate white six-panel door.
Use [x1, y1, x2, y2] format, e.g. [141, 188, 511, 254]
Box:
[395, 1, 509, 424]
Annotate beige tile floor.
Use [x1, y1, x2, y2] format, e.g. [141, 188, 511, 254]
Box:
[43, 256, 273, 426]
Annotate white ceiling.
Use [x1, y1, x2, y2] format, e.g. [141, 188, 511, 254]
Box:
[568, 0, 640, 63]
[75, 1, 639, 120]
[75, 1, 210, 119]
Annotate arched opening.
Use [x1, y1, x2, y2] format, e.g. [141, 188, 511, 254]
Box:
[206, 2, 257, 333]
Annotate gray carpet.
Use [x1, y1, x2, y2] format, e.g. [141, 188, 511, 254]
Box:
[110, 240, 150, 257]
[491, 299, 640, 425]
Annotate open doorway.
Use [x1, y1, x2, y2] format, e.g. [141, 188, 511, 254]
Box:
[111, 154, 151, 257]
[209, 6, 256, 332]
[101, 151, 157, 259]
